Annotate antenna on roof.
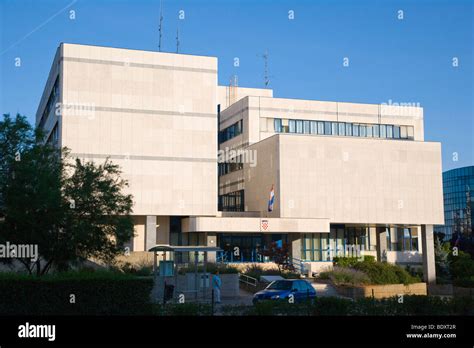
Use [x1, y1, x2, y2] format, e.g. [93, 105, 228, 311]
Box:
[228, 75, 238, 106]
[176, 26, 180, 53]
[158, 0, 164, 52]
[257, 49, 271, 88]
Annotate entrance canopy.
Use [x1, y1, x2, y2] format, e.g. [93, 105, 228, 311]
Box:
[182, 216, 330, 233]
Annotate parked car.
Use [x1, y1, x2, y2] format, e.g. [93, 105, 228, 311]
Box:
[252, 279, 316, 304]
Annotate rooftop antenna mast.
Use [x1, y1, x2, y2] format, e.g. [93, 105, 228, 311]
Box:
[158, 0, 164, 51]
[228, 75, 238, 106]
[176, 26, 180, 53]
[258, 49, 270, 88]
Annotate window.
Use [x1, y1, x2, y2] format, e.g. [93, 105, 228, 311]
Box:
[338, 122, 346, 136]
[345, 123, 352, 136]
[353, 124, 360, 137]
[411, 229, 419, 251]
[407, 126, 414, 140]
[219, 120, 243, 143]
[39, 76, 60, 130]
[380, 124, 387, 138]
[317, 121, 325, 135]
[366, 125, 373, 137]
[302, 233, 330, 261]
[324, 122, 331, 135]
[331, 122, 338, 135]
[386, 125, 393, 138]
[310, 121, 318, 134]
[296, 120, 303, 134]
[281, 119, 289, 133]
[393, 126, 400, 139]
[289, 119, 296, 133]
[395, 228, 418, 251]
[303, 120, 310, 134]
[373, 124, 380, 137]
[400, 126, 407, 139]
[218, 155, 243, 176]
[274, 118, 282, 133]
[218, 190, 244, 212]
[47, 122, 59, 145]
[344, 227, 372, 252]
[360, 125, 367, 137]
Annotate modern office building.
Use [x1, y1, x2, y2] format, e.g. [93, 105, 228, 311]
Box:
[36, 43, 444, 283]
[435, 166, 474, 241]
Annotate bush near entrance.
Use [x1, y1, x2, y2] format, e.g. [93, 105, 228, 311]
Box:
[320, 257, 421, 285]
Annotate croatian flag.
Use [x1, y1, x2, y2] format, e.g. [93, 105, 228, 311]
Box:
[268, 185, 275, 212]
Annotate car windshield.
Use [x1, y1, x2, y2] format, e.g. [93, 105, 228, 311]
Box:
[267, 280, 292, 290]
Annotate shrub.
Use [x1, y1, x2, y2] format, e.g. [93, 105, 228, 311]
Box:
[353, 261, 420, 285]
[155, 303, 212, 316]
[322, 258, 420, 285]
[0, 270, 153, 315]
[219, 295, 474, 316]
[453, 275, 474, 288]
[449, 251, 474, 287]
[319, 266, 370, 286]
[312, 296, 353, 315]
[333, 256, 375, 268]
[112, 260, 153, 276]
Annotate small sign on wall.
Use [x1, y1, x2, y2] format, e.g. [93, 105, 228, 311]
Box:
[261, 219, 269, 232]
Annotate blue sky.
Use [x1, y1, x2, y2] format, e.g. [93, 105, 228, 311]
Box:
[1, 0, 472, 171]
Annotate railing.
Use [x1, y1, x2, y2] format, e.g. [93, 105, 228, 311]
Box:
[290, 257, 306, 276]
[216, 250, 268, 263]
[239, 273, 258, 287]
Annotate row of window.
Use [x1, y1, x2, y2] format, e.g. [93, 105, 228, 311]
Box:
[218, 190, 245, 212]
[218, 156, 244, 176]
[274, 118, 415, 140]
[387, 228, 419, 252]
[47, 123, 59, 145]
[39, 76, 60, 130]
[302, 227, 419, 261]
[219, 120, 243, 144]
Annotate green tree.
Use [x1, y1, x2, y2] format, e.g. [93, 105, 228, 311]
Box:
[0, 113, 134, 275]
[434, 236, 451, 284]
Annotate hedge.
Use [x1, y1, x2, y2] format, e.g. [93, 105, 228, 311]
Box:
[0, 271, 153, 315]
[219, 295, 474, 316]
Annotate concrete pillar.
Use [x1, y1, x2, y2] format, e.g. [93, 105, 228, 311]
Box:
[145, 215, 157, 251]
[131, 216, 146, 252]
[290, 234, 302, 260]
[156, 216, 170, 245]
[206, 233, 217, 263]
[376, 227, 388, 262]
[421, 224, 436, 284]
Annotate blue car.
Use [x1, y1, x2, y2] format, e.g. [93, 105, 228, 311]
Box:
[252, 279, 316, 304]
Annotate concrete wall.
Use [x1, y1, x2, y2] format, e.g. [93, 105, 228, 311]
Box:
[246, 134, 444, 226]
[218, 94, 426, 199]
[243, 135, 281, 216]
[39, 43, 218, 217]
[217, 86, 273, 110]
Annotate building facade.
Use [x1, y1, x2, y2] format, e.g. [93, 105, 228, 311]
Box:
[37, 43, 444, 282]
[435, 166, 474, 242]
